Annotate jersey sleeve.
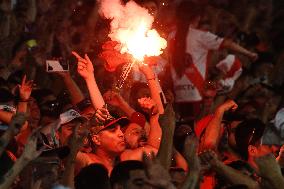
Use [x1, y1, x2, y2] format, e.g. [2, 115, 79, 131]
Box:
[200, 31, 224, 50]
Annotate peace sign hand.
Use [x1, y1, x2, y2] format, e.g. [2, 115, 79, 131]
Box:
[18, 75, 33, 101]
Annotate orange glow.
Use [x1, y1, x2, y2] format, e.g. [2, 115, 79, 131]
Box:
[114, 20, 167, 62]
[99, 0, 167, 62]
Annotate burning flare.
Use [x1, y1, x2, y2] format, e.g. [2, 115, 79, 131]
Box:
[98, 0, 167, 61]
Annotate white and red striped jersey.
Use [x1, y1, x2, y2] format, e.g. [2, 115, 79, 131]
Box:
[170, 27, 224, 102]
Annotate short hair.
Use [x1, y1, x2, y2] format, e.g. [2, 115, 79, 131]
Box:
[0, 88, 14, 103]
[110, 160, 145, 188]
[75, 163, 110, 189]
[234, 119, 265, 160]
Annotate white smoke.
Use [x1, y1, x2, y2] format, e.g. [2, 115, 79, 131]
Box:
[98, 0, 167, 60]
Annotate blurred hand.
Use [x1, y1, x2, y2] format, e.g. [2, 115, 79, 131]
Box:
[276, 145, 284, 167]
[138, 63, 154, 78]
[69, 121, 89, 152]
[21, 128, 44, 161]
[99, 41, 132, 72]
[72, 51, 94, 80]
[159, 103, 175, 130]
[103, 90, 123, 107]
[18, 75, 33, 101]
[143, 152, 173, 188]
[199, 150, 220, 170]
[216, 99, 238, 114]
[184, 136, 201, 173]
[144, 56, 159, 66]
[138, 97, 159, 116]
[9, 113, 27, 132]
[249, 52, 258, 61]
[255, 153, 282, 179]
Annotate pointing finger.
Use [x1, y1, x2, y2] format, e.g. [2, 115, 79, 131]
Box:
[22, 75, 26, 86]
[72, 51, 83, 60]
[85, 54, 92, 64]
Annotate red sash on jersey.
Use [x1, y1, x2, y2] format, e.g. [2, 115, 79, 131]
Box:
[184, 62, 205, 96]
[226, 57, 242, 78]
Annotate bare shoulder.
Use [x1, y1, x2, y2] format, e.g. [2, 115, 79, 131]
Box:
[120, 146, 158, 161]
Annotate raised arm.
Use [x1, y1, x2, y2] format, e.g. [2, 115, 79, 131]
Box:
[200, 100, 237, 151]
[0, 128, 43, 189]
[200, 150, 260, 189]
[256, 153, 284, 189]
[72, 51, 105, 109]
[60, 120, 89, 188]
[222, 39, 258, 61]
[180, 136, 200, 189]
[138, 97, 161, 149]
[17, 75, 33, 113]
[103, 90, 135, 118]
[0, 113, 27, 157]
[157, 103, 176, 170]
[139, 64, 165, 114]
[56, 72, 85, 105]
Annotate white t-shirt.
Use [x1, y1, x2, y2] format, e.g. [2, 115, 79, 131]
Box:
[171, 27, 224, 103]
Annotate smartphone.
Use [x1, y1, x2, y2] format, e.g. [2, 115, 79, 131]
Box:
[46, 60, 69, 72]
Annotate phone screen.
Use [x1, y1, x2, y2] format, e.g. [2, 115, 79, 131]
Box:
[46, 60, 69, 72]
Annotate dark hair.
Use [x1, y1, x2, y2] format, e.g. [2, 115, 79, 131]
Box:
[171, 2, 203, 78]
[32, 88, 54, 104]
[110, 160, 145, 188]
[0, 151, 15, 178]
[75, 163, 110, 189]
[7, 70, 24, 86]
[32, 89, 63, 118]
[0, 88, 14, 103]
[234, 119, 265, 160]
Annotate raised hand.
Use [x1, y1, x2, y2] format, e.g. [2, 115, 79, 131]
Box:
[103, 90, 124, 107]
[255, 153, 282, 179]
[249, 52, 258, 62]
[98, 41, 132, 72]
[199, 149, 220, 170]
[276, 145, 284, 167]
[138, 97, 159, 116]
[93, 107, 111, 124]
[9, 112, 27, 132]
[72, 51, 94, 80]
[216, 99, 238, 113]
[69, 121, 89, 152]
[143, 152, 175, 189]
[138, 63, 154, 79]
[158, 103, 175, 130]
[184, 136, 201, 173]
[18, 75, 33, 101]
[21, 128, 45, 161]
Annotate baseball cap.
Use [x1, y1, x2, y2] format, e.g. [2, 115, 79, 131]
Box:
[59, 109, 87, 125]
[261, 108, 284, 146]
[90, 117, 129, 135]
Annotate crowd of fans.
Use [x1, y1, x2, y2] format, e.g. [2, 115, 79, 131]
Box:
[1, 0, 284, 188]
